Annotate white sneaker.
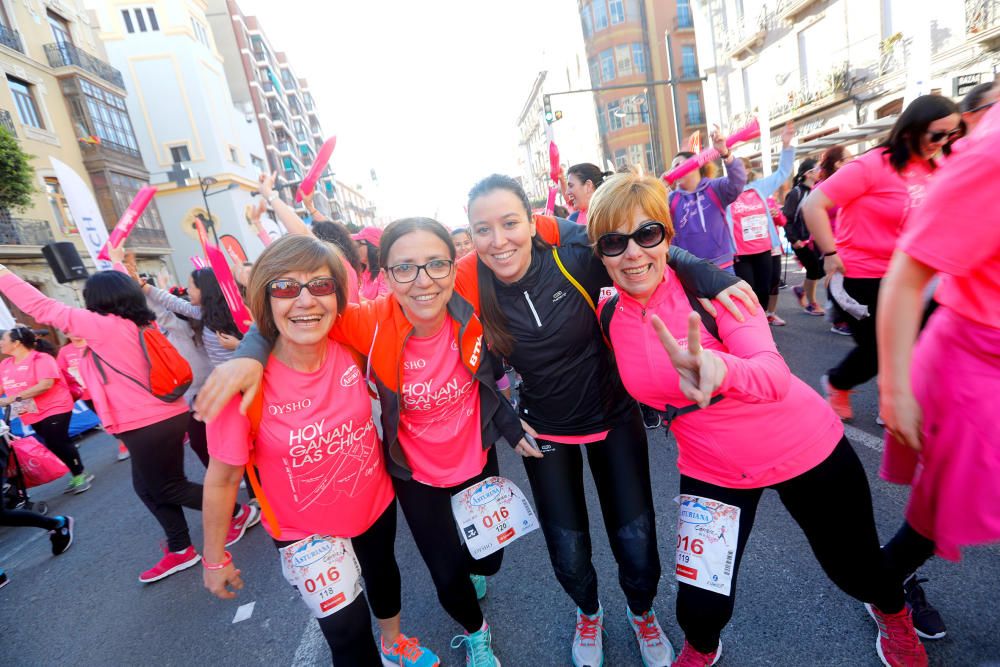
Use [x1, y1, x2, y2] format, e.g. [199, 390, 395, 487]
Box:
[571, 606, 604, 667]
[627, 607, 674, 666]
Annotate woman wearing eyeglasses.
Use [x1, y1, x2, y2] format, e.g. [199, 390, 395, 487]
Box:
[202, 234, 440, 667]
[198, 218, 528, 666]
[587, 172, 927, 667]
[801, 95, 960, 422]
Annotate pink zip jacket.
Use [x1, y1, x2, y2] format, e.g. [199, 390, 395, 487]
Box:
[600, 268, 843, 488]
[0, 272, 188, 434]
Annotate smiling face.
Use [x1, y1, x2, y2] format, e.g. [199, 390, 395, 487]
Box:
[919, 113, 962, 160]
[384, 229, 455, 337]
[0, 331, 16, 356]
[187, 275, 202, 306]
[469, 188, 537, 284]
[598, 205, 669, 305]
[269, 268, 339, 348]
[566, 173, 595, 211]
[451, 230, 474, 259]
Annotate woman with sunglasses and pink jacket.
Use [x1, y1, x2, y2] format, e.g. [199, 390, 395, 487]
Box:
[587, 172, 926, 667]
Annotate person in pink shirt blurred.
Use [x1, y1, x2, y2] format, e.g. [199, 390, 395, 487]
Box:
[0, 326, 91, 493]
[354, 226, 390, 300]
[0, 247, 257, 584]
[801, 96, 961, 421]
[587, 172, 926, 667]
[876, 95, 1000, 646]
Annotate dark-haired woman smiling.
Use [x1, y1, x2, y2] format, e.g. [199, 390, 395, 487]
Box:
[802, 95, 960, 421]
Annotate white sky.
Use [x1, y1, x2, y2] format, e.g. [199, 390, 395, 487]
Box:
[237, 0, 584, 228]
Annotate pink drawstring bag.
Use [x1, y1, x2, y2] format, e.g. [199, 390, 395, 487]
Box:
[6, 436, 70, 487]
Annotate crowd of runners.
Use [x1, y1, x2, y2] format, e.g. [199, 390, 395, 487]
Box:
[1, 81, 998, 667]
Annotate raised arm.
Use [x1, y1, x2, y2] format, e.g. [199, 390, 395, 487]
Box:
[0, 268, 107, 341]
[146, 285, 202, 319]
[259, 172, 311, 237]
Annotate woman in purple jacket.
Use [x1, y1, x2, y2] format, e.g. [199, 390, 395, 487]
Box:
[669, 129, 747, 272]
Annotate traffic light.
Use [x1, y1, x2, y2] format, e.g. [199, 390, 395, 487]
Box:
[543, 95, 554, 123]
[554, 110, 563, 121]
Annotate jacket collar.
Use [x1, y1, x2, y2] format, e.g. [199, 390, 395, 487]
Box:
[613, 266, 676, 312]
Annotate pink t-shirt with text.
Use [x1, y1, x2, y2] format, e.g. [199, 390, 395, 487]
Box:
[731, 190, 773, 256]
[208, 339, 394, 540]
[399, 322, 485, 487]
[818, 149, 932, 278]
[56, 343, 90, 401]
[0, 350, 75, 425]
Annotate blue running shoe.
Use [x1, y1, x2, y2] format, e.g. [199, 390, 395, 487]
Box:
[450, 622, 499, 666]
[380, 633, 440, 666]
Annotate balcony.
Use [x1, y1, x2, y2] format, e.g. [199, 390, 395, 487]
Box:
[769, 62, 851, 122]
[44, 42, 124, 89]
[268, 102, 288, 126]
[674, 12, 694, 31]
[276, 139, 293, 154]
[0, 215, 54, 246]
[722, 10, 771, 59]
[0, 109, 15, 136]
[310, 122, 322, 137]
[967, 0, 1000, 43]
[126, 225, 170, 250]
[304, 96, 315, 111]
[686, 112, 706, 126]
[260, 80, 277, 95]
[0, 23, 23, 54]
[878, 33, 905, 76]
[776, 0, 822, 23]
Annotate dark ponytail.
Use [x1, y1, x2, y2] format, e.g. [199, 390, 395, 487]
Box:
[793, 158, 817, 187]
[6, 326, 37, 349]
[567, 163, 613, 190]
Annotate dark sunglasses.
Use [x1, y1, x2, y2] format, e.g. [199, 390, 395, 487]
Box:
[267, 277, 337, 299]
[596, 221, 667, 257]
[926, 127, 962, 143]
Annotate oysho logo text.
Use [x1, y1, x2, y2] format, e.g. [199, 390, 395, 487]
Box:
[269, 398, 312, 415]
[403, 359, 426, 370]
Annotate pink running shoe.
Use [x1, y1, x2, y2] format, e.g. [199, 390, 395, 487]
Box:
[139, 545, 200, 583]
[866, 604, 928, 667]
[672, 640, 720, 666]
[225, 503, 261, 547]
[822, 374, 853, 420]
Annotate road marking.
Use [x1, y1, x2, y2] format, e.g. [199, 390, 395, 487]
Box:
[844, 423, 884, 452]
[233, 601, 256, 623]
[291, 619, 326, 666]
[0, 530, 46, 565]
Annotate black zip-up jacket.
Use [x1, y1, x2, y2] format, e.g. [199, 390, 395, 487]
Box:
[782, 183, 812, 244]
[491, 219, 740, 436]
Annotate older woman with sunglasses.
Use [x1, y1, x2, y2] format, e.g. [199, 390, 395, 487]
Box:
[202, 234, 440, 667]
[587, 172, 927, 667]
[802, 95, 960, 422]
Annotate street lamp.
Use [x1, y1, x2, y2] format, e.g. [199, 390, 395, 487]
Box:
[197, 175, 239, 245]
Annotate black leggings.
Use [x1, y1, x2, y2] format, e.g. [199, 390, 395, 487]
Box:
[791, 243, 825, 281]
[882, 521, 937, 586]
[0, 503, 61, 530]
[118, 412, 203, 552]
[393, 446, 502, 633]
[525, 405, 660, 617]
[275, 501, 401, 666]
[733, 250, 773, 308]
[769, 253, 782, 295]
[828, 277, 881, 391]
[676, 437, 904, 654]
[30, 411, 83, 476]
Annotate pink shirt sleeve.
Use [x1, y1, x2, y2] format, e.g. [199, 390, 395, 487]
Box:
[207, 396, 252, 467]
[713, 303, 792, 403]
[34, 353, 62, 381]
[0, 273, 109, 343]
[817, 153, 873, 208]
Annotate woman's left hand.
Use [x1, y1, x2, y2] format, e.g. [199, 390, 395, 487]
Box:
[107, 238, 126, 264]
[650, 312, 727, 408]
[513, 419, 543, 458]
[697, 280, 758, 322]
[216, 332, 241, 351]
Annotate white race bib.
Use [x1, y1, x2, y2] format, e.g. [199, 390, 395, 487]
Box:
[673, 495, 741, 596]
[740, 214, 768, 242]
[279, 535, 363, 618]
[452, 476, 539, 560]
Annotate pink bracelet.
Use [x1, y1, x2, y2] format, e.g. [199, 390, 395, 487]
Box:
[202, 551, 233, 570]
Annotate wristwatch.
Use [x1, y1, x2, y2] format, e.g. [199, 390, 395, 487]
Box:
[266, 191, 279, 204]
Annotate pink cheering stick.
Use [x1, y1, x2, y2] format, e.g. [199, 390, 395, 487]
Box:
[190, 256, 206, 269]
[545, 187, 557, 216]
[97, 185, 157, 260]
[549, 141, 562, 183]
[193, 218, 252, 334]
[295, 136, 337, 203]
[662, 118, 760, 184]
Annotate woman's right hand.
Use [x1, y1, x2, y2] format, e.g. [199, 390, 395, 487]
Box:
[258, 171, 277, 200]
[193, 358, 265, 421]
[204, 562, 244, 600]
[823, 252, 845, 284]
[513, 418, 543, 458]
[882, 389, 923, 452]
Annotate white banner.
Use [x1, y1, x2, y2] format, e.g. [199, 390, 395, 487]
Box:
[49, 157, 112, 271]
[0, 297, 15, 329]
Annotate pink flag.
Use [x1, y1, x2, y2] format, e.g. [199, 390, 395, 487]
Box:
[295, 136, 337, 203]
[662, 119, 760, 184]
[97, 186, 157, 260]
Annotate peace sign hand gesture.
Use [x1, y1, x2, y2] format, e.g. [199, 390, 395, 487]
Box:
[650, 312, 727, 408]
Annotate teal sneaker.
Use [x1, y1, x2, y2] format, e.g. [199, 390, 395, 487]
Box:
[471, 574, 487, 600]
[572, 606, 604, 667]
[65, 473, 94, 495]
[450, 622, 500, 666]
[380, 633, 440, 666]
[627, 607, 674, 666]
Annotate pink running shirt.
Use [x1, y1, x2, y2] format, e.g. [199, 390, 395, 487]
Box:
[208, 339, 394, 540]
[0, 350, 75, 425]
[818, 149, 932, 278]
[399, 322, 485, 487]
[56, 343, 90, 401]
[731, 190, 773, 256]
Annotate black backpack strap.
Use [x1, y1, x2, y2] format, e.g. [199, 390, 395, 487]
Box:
[653, 394, 726, 438]
[684, 289, 721, 342]
[599, 293, 619, 342]
[85, 346, 148, 392]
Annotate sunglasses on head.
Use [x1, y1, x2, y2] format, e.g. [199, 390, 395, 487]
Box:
[596, 221, 667, 257]
[267, 277, 337, 299]
[926, 127, 962, 143]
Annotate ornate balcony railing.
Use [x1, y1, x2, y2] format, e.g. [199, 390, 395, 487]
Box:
[0, 23, 23, 53]
[967, 0, 1000, 34]
[126, 225, 170, 249]
[0, 215, 55, 246]
[769, 62, 851, 120]
[0, 109, 15, 136]
[44, 42, 125, 89]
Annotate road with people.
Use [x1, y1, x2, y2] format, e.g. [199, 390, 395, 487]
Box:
[2, 263, 997, 666]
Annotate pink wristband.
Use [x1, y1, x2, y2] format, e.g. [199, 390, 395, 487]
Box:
[202, 551, 233, 570]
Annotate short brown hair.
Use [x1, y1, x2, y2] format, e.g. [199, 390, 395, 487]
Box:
[586, 172, 676, 247]
[246, 235, 348, 341]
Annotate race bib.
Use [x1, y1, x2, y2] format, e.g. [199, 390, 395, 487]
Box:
[11, 398, 38, 417]
[279, 535, 363, 618]
[452, 476, 539, 560]
[740, 214, 768, 242]
[673, 495, 741, 596]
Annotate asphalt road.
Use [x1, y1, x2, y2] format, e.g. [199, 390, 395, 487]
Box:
[2, 261, 998, 666]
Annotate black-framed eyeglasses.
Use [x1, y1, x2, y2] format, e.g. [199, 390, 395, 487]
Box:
[596, 221, 667, 257]
[969, 100, 997, 114]
[926, 127, 962, 143]
[387, 259, 454, 283]
[267, 277, 337, 299]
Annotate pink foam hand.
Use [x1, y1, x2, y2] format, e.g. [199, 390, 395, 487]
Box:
[97, 185, 157, 260]
[203, 243, 252, 334]
[662, 118, 761, 184]
[549, 142, 562, 183]
[545, 187, 557, 215]
[295, 136, 337, 203]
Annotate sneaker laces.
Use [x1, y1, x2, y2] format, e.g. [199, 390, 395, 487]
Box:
[674, 641, 716, 667]
[450, 626, 493, 667]
[575, 613, 602, 645]
[387, 635, 424, 661]
[877, 609, 924, 658]
[632, 612, 664, 645]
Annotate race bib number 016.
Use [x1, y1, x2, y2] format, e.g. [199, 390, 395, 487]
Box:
[452, 476, 539, 560]
[279, 535, 362, 618]
[673, 495, 741, 596]
[741, 214, 768, 242]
